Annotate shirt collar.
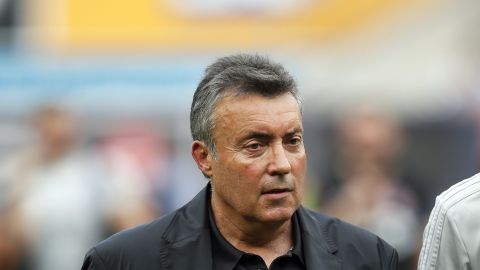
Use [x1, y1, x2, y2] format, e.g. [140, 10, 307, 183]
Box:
[209, 200, 244, 270]
[291, 212, 305, 264]
[208, 197, 304, 269]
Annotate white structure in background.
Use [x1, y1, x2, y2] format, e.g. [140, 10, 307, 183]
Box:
[168, 0, 312, 17]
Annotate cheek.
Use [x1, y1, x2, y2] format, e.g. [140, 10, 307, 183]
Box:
[291, 154, 307, 192]
[241, 160, 266, 182]
[293, 153, 307, 173]
[221, 157, 261, 187]
[231, 161, 265, 200]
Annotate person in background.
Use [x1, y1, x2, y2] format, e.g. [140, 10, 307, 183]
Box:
[82, 54, 398, 270]
[418, 173, 480, 270]
[98, 122, 171, 232]
[0, 105, 108, 270]
[320, 106, 420, 269]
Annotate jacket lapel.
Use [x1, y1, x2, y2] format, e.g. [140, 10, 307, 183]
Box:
[159, 231, 213, 270]
[159, 184, 214, 270]
[298, 206, 342, 270]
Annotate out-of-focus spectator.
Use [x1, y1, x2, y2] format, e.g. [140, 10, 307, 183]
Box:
[319, 105, 420, 269]
[98, 122, 171, 232]
[0, 105, 108, 270]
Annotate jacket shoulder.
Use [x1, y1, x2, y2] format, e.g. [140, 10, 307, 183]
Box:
[82, 211, 177, 270]
[82, 185, 212, 270]
[301, 208, 398, 269]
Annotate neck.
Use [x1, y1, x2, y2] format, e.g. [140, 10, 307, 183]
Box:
[211, 195, 294, 267]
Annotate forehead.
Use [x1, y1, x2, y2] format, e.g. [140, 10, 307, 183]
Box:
[212, 92, 302, 136]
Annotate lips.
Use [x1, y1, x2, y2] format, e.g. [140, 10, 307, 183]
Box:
[261, 187, 293, 195]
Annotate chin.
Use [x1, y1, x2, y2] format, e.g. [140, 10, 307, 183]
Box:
[259, 207, 296, 224]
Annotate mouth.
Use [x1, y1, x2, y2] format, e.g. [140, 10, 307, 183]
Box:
[261, 187, 293, 199]
[262, 188, 292, 195]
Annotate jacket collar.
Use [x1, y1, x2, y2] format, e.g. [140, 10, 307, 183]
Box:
[297, 206, 341, 269]
[160, 183, 341, 270]
[159, 183, 213, 270]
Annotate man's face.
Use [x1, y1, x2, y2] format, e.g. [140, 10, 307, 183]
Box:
[209, 92, 306, 225]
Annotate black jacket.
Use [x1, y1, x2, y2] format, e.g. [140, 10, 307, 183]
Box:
[82, 184, 398, 270]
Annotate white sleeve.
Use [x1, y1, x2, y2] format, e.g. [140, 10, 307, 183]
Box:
[418, 200, 470, 270]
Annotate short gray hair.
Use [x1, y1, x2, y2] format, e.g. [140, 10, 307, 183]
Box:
[190, 54, 301, 155]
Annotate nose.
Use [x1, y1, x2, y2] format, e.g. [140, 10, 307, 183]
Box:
[267, 143, 292, 176]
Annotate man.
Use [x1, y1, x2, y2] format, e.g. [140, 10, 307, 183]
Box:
[81, 54, 398, 269]
[418, 173, 480, 270]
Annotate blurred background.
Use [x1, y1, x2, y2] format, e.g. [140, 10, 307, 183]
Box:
[1, 0, 480, 269]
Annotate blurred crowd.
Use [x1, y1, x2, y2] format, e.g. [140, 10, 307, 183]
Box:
[0, 99, 479, 270]
[0, 105, 202, 270]
[2, 0, 480, 270]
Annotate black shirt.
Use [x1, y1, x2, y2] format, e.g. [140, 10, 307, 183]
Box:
[209, 204, 305, 270]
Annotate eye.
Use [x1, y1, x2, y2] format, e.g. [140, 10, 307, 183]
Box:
[246, 142, 263, 150]
[287, 137, 302, 146]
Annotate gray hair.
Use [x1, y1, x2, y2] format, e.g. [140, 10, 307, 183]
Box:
[190, 54, 301, 156]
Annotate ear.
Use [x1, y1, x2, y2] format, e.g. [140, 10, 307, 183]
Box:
[191, 140, 213, 178]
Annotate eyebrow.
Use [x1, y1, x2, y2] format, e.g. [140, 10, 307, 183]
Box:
[286, 128, 304, 136]
[240, 127, 304, 142]
[240, 132, 272, 142]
